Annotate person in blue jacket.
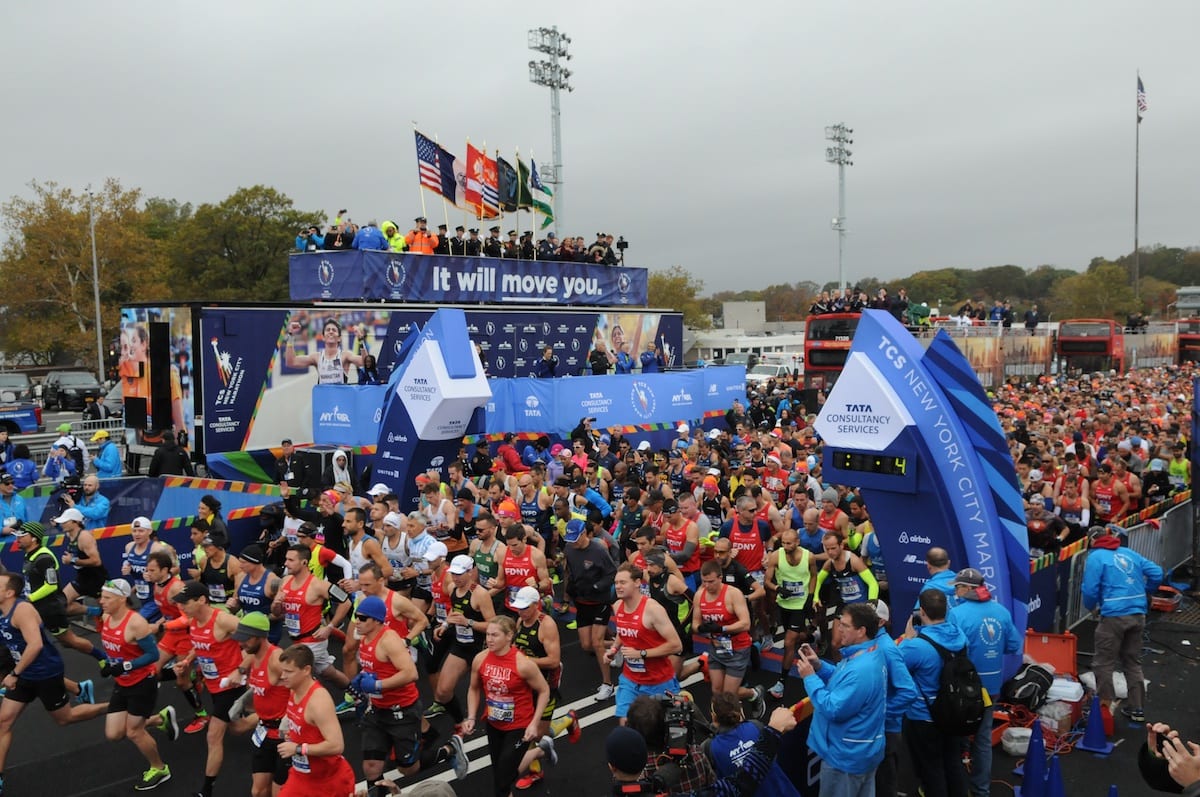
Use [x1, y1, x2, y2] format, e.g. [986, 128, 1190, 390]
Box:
[796, 601, 887, 795]
[5, 445, 38, 490]
[613, 342, 634, 375]
[901, 589, 970, 797]
[0, 473, 27, 527]
[90, 430, 123, 479]
[42, 445, 78, 486]
[1082, 524, 1163, 723]
[639, 342, 665, 373]
[948, 568, 1022, 797]
[707, 691, 799, 797]
[352, 220, 387, 250]
[872, 600, 919, 797]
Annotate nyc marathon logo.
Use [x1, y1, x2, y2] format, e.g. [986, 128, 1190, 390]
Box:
[630, 380, 656, 420]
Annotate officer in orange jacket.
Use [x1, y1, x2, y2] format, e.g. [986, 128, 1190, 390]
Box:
[405, 217, 439, 255]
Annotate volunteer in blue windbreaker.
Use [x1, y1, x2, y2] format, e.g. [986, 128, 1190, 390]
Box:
[872, 601, 918, 797]
[1081, 524, 1162, 723]
[89, 430, 123, 479]
[901, 589, 970, 797]
[948, 568, 1022, 797]
[797, 601, 886, 794]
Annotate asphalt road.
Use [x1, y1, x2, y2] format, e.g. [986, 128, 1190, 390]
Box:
[10, 612, 1198, 797]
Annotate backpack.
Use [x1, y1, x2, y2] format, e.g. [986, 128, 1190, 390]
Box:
[64, 435, 86, 474]
[1000, 663, 1054, 710]
[917, 636, 985, 736]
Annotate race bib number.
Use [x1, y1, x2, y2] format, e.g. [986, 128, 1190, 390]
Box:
[486, 697, 514, 724]
[135, 582, 151, 601]
[291, 750, 310, 774]
[284, 612, 301, 636]
[713, 634, 734, 655]
[625, 655, 646, 673]
[455, 623, 475, 644]
[639, 582, 651, 597]
[207, 585, 227, 602]
[251, 722, 267, 748]
[434, 603, 447, 623]
[197, 655, 218, 680]
[781, 580, 805, 599]
[507, 586, 521, 605]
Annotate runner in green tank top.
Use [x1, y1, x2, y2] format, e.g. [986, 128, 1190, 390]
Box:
[764, 530, 818, 699]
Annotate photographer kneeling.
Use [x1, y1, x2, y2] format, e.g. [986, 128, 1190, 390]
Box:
[613, 694, 797, 796]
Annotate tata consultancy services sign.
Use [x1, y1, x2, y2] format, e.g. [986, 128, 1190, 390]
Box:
[814, 351, 913, 451]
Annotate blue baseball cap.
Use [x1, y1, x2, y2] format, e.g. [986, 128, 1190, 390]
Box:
[564, 519, 586, 543]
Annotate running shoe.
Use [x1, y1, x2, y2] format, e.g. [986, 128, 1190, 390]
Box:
[697, 652, 710, 682]
[768, 679, 786, 700]
[134, 765, 171, 791]
[538, 734, 558, 766]
[566, 709, 582, 743]
[77, 679, 95, 705]
[594, 683, 615, 701]
[334, 698, 356, 717]
[448, 734, 469, 780]
[183, 713, 209, 735]
[424, 701, 447, 718]
[565, 619, 578, 630]
[748, 685, 768, 720]
[1122, 705, 1146, 723]
[159, 706, 179, 742]
[514, 770, 543, 790]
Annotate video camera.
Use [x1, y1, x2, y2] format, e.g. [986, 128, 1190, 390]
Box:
[56, 476, 83, 512]
[660, 691, 702, 758]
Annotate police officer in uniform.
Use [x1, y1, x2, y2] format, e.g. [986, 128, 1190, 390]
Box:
[464, 229, 482, 257]
[449, 226, 467, 256]
[520, 232, 536, 261]
[483, 226, 503, 258]
[434, 224, 451, 255]
[503, 231, 519, 259]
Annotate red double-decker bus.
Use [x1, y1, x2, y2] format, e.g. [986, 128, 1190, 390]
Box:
[803, 313, 860, 390]
[1179, 318, 1200, 365]
[1056, 319, 1126, 374]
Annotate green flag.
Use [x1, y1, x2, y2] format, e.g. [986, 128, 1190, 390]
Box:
[530, 158, 554, 227]
[516, 158, 535, 210]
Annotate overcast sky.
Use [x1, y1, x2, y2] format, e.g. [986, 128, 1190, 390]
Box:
[3, 1, 1198, 294]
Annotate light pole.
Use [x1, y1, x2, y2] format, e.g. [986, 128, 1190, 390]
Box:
[528, 26, 573, 233]
[87, 188, 105, 381]
[825, 123, 854, 293]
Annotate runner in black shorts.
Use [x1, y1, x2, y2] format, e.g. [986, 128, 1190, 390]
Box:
[56, 507, 110, 607]
[98, 579, 178, 791]
[427, 555, 493, 723]
[226, 612, 291, 795]
[0, 572, 109, 795]
[14, 522, 103, 696]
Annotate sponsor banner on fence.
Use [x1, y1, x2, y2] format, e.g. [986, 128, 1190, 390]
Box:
[291, 250, 648, 307]
[312, 385, 385, 448]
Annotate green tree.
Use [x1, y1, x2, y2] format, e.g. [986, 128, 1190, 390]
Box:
[169, 185, 313, 301]
[0, 179, 168, 368]
[1050, 262, 1138, 319]
[971, 265, 1028, 302]
[649, 265, 711, 329]
[898, 269, 967, 311]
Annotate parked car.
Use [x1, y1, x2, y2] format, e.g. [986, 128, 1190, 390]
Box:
[42, 370, 105, 411]
[0, 372, 34, 403]
[745, 362, 794, 386]
[718, 352, 759, 369]
[86, 381, 125, 419]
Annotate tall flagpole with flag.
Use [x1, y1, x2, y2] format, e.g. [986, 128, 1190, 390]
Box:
[412, 123, 429, 220]
[1134, 73, 1147, 300]
[434, 133, 452, 239]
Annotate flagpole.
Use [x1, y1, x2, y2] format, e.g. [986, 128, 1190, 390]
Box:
[435, 133, 452, 239]
[515, 147, 522, 257]
[495, 148, 504, 235]
[1133, 70, 1141, 301]
[530, 149, 538, 260]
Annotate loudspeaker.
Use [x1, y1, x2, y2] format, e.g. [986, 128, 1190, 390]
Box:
[148, 321, 173, 430]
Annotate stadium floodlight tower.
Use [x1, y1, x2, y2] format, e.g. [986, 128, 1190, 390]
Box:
[825, 123, 854, 293]
[528, 26, 573, 233]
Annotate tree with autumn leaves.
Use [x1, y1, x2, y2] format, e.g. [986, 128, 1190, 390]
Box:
[0, 180, 314, 370]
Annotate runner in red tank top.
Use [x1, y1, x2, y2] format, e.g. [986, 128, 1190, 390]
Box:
[1092, 464, 1129, 523]
[350, 594, 424, 782]
[693, 562, 765, 713]
[226, 612, 290, 794]
[661, 499, 701, 588]
[175, 579, 248, 794]
[343, 564, 429, 680]
[99, 578, 175, 791]
[494, 527, 550, 613]
[277, 646, 355, 797]
[720, 499, 770, 574]
[463, 616, 553, 797]
[270, 546, 353, 692]
[817, 488, 850, 539]
[607, 564, 683, 723]
[143, 552, 205, 736]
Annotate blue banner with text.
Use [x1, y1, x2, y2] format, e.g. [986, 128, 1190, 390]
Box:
[290, 250, 648, 307]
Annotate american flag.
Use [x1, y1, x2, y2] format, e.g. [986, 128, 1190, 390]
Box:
[1137, 77, 1147, 121]
[415, 131, 455, 199]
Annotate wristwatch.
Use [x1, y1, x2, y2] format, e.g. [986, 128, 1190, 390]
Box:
[639, 649, 647, 659]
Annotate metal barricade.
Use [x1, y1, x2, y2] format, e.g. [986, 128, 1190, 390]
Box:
[1063, 498, 1194, 632]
